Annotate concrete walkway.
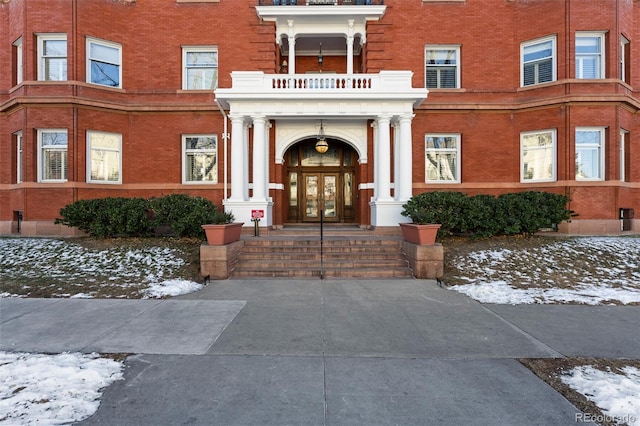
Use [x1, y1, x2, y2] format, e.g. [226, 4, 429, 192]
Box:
[2, 279, 639, 425]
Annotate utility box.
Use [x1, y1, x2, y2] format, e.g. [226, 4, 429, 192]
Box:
[620, 208, 634, 231]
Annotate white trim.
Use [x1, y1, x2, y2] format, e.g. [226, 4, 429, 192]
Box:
[521, 35, 556, 87]
[425, 133, 461, 183]
[182, 46, 218, 90]
[37, 129, 68, 183]
[13, 37, 23, 85]
[575, 32, 606, 79]
[86, 37, 122, 88]
[182, 134, 218, 184]
[424, 45, 461, 89]
[520, 129, 556, 183]
[37, 33, 67, 81]
[620, 35, 629, 83]
[620, 128, 629, 182]
[87, 130, 122, 184]
[575, 126, 605, 181]
[15, 131, 23, 184]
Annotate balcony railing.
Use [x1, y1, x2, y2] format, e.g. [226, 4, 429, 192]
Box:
[258, 0, 384, 5]
[271, 75, 374, 90]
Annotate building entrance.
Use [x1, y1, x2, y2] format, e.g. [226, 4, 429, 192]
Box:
[285, 139, 356, 223]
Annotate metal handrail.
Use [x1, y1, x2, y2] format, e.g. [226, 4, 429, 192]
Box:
[319, 209, 324, 279]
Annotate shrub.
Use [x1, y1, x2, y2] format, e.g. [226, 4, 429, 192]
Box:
[57, 194, 222, 239]
[56, 197, 152, 238]
[402, 191, 570, 238]
[149, 194, 219, 238]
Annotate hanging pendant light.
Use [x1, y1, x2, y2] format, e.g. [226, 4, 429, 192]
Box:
[315, 120, 329, 154]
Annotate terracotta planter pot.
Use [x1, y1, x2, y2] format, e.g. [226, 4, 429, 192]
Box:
[202, 222, 244, 245]
[399, 223, 441, 245]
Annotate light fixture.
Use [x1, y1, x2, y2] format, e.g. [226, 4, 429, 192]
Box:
[315, 120, 329, 154]
[280, 59, 288, 73]
[318, 43, 323, 67]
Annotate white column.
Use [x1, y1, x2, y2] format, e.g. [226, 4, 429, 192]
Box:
[375, 115, 392, 201]
[397, 114, 414, 201]
[251, 116, 267, 202]
[287, 20, 296, 75]
[243, 122, 250, 201]
[229, 114, 246, 201]
[346, 35, 354, 74]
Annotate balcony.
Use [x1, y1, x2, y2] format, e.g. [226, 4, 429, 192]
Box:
[258, 0, 384, 5]
[215, 71, 427, 114]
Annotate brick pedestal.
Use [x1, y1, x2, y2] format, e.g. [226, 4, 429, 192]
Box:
[200, 240, 244, 280]
[402, 241, 444, 279]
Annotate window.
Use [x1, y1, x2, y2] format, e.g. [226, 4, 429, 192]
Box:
[87, 131, 122, 183]
[87, 38, 122, 88]
[621, 36, 630, 83]
[425, 46, 460, 89]
[575, 127, 605, 180]
[576, 33, 605, 79]
[38, 34, 67, 81]
[521, 130, 556, 182]
[425, 134, 460, 182]
[15, 132, 23, 184]
[620, 129, 629, 182]
[182, 47, 218, 90]
[521, 36, 556, 86]
[13, 37, 23, 85]
[38, 129, 68, 182]
[183, 135, 217, 183]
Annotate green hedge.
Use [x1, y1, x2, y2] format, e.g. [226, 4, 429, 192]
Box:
[401, 191, 571, 238]
[56, 194, 221, 238]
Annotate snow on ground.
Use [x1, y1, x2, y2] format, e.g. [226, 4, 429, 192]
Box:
[0, 352, 124, 425]
[562, 365, 640, 425]
[0, 238, 202, 298]
[448, 236, 640, 305]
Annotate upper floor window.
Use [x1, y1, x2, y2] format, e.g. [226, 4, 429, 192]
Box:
[38, 129, 68, 182]
[521, 36, 556, 86]
[576, 33, 605, 79]
[183, 135, 217, 183]
[521, 129, 556, 182]
[575, 127, 605, 181]
[87, 38, 122, 88]
[621, 35, 630, 84]
[38, 34, 67, 81]
[425, 134, 460, 183]
[87, 131, 122, 184]
[620, 129, 629, 182]
[13, 37, 23, 86]
[425, 46, 460, 89]
[182, 47, 218, 90]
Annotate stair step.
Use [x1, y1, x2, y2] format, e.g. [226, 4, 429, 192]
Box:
[232, 267, 413, 279]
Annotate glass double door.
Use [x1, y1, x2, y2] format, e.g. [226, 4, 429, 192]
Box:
[303, 173, 339, 222]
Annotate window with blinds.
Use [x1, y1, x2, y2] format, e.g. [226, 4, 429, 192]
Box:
[425, 46, 460, 89]
[522, 36, 555, 86]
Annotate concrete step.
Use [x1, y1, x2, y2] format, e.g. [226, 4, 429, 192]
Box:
[232, 266, 413, 279]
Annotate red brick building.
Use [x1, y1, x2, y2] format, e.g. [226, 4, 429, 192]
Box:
[1, 0, 638, 235]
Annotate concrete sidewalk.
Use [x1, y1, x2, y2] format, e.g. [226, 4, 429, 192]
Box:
[3, 279, 638, 425]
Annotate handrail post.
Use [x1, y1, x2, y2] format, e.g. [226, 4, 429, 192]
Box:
[320, 209, 324, 279]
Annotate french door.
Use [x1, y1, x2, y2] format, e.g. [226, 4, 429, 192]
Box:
[303, 173, 339, 222]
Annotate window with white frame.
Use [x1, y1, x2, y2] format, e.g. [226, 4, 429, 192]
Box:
[15, 131, 23, 184]
[38, 129, 68, 182]
[576, 33, 605, 79]
[575, 127, 605, 180]
[13, 37, 23, 85]
[182, 47, 218, 90]
[521, 36, 556, 86]
[87, 131, 122, 183]
[183, 135, 217, 183]
[38, 34, 67, 81]
[425, 46, 460, 89]
[621, 35, 630, 83]
[425, 134, 460, 182]
[620, 129, 629, 182]
[521, 129, 556, 182]
[87, 38, 122, 88]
